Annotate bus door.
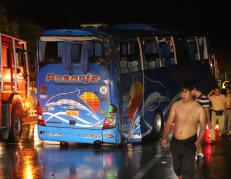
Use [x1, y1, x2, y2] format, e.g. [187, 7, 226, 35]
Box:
[38, 37, 113, 142]
[119, 38, 143, 143]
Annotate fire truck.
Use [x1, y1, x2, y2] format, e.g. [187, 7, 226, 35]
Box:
[0, 33, 31, 143]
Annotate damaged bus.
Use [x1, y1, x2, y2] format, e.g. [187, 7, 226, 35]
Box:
[36, 25, 216, 145]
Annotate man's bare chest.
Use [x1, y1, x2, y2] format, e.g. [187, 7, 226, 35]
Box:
[175, 106, 198, 120]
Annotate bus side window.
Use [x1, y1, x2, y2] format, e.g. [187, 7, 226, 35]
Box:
[198, 37, 209, 60]
[159, 41, 172, 67]
[94, 42, 105, 64]
[119, 43, 129, 74]
[120, 56, 129, 74]
[119, 42, 140, 73]
[127, 55, 139, 72]
[169, 38, 177, 65]
[126, 42, 139, 72]
[120, 40, 141, 73]
[174, 37, 192, 65]
[186, 39, 198, 63]
[87, 41, 104, 63]
[144, 41, 159, 70]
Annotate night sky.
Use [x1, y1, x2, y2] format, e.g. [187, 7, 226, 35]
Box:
[1, 1, 230, 44]
[0, 0, 228, 29]
[1, 0, 230, 75]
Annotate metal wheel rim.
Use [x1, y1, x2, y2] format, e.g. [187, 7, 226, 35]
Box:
[153, 114, 162, 133]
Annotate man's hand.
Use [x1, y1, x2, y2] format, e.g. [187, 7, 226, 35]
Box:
[160, 137, 168, 148]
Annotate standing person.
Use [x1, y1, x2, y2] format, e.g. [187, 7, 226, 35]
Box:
[207, 86, 226, 144]
[225, 86, 231, 135]
[192, 84, 211, 161]
[160, 82, 206, 179]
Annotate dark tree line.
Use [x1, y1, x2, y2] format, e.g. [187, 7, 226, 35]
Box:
[0, 6, 43, 82]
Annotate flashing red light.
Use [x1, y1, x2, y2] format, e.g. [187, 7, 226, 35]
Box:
[37, 102, 46, 126]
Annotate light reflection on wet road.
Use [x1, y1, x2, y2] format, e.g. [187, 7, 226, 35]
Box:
[0, 140, 176, 179]
[0, 135, 230, 179]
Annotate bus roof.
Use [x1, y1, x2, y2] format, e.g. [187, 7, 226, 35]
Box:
[40, 25, 209, 40]
[41, 28, 109, 37]
[108, 23, 208, 37]
[109, 23, 156, 31]
[108, 23, 157, 37]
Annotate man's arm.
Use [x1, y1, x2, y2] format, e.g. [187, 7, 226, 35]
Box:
[207, 90, 214, 104]
[196, 107, 206, 147]
[207, 89, 214, 98]
[160, 103, 176, 148]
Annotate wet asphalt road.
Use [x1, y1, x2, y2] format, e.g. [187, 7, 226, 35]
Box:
[0, 123, 231, 179]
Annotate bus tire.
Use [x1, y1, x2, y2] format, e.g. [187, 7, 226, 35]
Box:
[8, 104, 23, 143]
[93, 140, 101, 148]
[152, 109, 164, 138]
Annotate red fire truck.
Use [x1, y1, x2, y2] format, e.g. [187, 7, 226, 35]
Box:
[0, 33, 31, 143]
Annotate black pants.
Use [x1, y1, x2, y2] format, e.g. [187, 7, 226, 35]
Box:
[170, 134, 197, 179]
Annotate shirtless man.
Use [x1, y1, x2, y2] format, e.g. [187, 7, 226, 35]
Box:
[160, 83, 206, 179]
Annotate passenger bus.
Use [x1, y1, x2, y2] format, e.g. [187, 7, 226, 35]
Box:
[36, 24, 216, 145]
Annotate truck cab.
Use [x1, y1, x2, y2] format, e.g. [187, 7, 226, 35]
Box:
[0, 33, 30, 142]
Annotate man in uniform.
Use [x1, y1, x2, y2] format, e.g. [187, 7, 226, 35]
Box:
[208, 86, 226, 144]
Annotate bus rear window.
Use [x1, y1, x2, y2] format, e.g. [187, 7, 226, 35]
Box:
[70, 43, 81, 63]
[39, 41, 105, 65]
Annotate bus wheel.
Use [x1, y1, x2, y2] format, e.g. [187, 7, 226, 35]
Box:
[152, 110, 164, 138]
[8, 105, 23, 143]
[93, 140, 101, 148]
